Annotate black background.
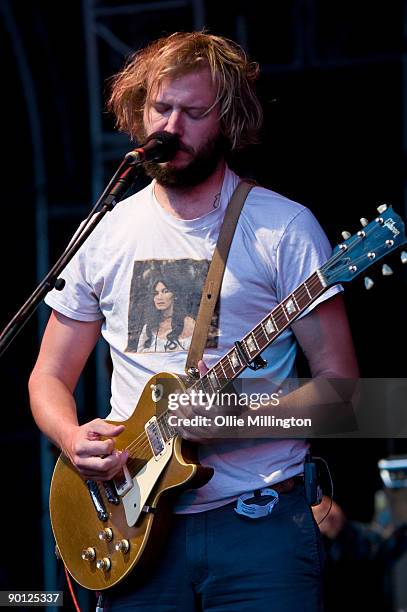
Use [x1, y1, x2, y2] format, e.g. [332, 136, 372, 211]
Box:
[1, 1, 406, 609]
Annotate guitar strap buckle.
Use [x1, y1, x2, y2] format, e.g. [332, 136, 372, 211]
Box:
[234, 341, 267, 371]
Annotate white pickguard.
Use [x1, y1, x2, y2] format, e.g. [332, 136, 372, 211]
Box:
[121, 438, 174, 527]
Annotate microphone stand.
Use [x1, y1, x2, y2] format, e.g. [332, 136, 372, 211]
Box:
[0, 156, 143, 358]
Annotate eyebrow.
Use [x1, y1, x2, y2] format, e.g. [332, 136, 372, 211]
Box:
[153, 101, 210, 112]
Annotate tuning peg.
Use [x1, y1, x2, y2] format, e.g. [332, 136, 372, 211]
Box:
[360, 218, 369, 227]
[341, 231, 351, 240]
[377, 204, 388, 214]
[364, 277, 374, 290]
[401, 251, 407, 264]
[382, 264, 393, 276]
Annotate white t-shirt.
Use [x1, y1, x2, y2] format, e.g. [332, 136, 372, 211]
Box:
[137, 323, 192, 353]
[45, 167, 340, 513]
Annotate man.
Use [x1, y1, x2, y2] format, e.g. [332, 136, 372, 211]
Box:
[29, 32, 358, 611]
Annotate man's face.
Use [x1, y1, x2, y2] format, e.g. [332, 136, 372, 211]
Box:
[142, 67, 226, 188]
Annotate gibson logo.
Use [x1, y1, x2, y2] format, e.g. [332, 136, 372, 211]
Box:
[383, 218, 400, 237]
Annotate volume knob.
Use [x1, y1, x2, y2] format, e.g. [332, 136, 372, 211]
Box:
[96, 557, 111, 571]
[115, 539, 130, 553]
[81, 547, 96, 561]
[98, 528, 113, 542]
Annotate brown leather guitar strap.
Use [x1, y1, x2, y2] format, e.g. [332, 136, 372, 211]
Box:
[185, 180, 255, 378]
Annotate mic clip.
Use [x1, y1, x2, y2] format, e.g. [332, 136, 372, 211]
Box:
[124, 149, 145, 165]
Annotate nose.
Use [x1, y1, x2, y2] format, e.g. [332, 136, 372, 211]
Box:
[166, 109, 183, 136]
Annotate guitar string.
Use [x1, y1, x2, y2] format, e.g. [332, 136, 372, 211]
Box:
[127, 287, 322, 451]
[122, 220, 392, 460]
[122, 259, 356, 460]
[122, 270, 354, 460]
[128, 272, 347, 462]
[122, 273, 326, 460]
[122, 223, 390, 460]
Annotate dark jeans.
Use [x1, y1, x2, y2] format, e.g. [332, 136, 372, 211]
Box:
[104, 485, 324, 611]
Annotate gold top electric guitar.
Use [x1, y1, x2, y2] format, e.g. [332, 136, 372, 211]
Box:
[49, 205, 407, 590]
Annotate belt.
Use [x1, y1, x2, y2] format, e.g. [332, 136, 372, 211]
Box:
[235, 476, 304, 519]
[255, 475, 303, 495]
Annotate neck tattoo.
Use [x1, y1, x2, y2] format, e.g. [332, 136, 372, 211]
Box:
[213, 192, 221, 209]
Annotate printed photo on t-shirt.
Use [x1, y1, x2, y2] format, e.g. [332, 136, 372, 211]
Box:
[125, 259, 220, 353]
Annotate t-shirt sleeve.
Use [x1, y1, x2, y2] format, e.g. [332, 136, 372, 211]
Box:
[44, 234, 104, 322]
[275, 207, 342, 317]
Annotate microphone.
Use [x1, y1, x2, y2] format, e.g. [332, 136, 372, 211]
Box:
[124, 131, 179, 165]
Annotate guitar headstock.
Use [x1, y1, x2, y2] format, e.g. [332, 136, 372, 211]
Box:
[322, 205, 407, 286]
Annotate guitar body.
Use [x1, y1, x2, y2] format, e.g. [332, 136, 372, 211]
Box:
[49, 372, 213, 591]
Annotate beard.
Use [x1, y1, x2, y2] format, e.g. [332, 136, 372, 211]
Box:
[143, 132, 227, 189]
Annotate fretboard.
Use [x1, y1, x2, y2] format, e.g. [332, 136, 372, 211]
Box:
[189, 270, 327, 397]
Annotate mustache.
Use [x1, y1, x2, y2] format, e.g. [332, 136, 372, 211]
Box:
[177, 141, 194, 155]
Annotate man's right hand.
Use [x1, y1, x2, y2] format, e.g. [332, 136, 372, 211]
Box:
[62, 418, 129, 481]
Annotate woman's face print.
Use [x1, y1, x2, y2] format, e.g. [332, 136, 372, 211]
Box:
[153, 281, 174, 312]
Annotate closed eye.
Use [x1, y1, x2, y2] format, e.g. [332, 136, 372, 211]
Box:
[152, 102, 208, 119]
[153, 103, 171, 115]
[186, 108, 206, 119]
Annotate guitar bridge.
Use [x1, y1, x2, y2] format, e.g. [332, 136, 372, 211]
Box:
[85, 480, 109, 522]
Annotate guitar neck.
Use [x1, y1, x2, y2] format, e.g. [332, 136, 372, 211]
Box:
[190, 269, 328, 397]
[159, 269, 328, 440]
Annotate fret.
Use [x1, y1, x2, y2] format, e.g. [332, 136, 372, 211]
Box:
[242, 339, 252, 357]
[229, 349, 241, 371]
[284, 297, 297, 316]
[214, 362, 227, 386]
[270, 312, 279, 330]
[217, 359, 228, 380]
[311, 272, 325, 296]
[245, 334, 257, 353]
[260, 321, 268, 339]
[201, 375, 214, 394]
[275, 309, 287, 327]
[222, 355, 235, 378]
[304, 280, 312, 299]
[264, 316, 276, 336]
[225, 353, 235, 374]
[196, 378, 208, 397]
[291, 293, 300, 310]
[255, 325, 268, 349]
[252, 332, 261, 350]
[208, 368, 219, 391]
[294, 284, 310, 310]
[308, 281, 319, 299]
[280, 304, 290, 322]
